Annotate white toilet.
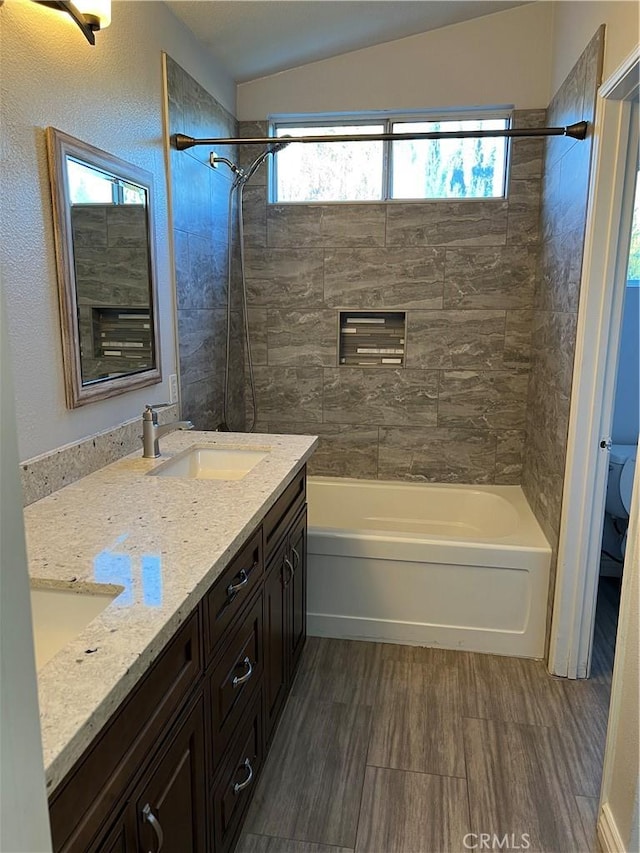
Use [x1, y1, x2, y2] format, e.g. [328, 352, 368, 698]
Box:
[602, 444, 637, 567]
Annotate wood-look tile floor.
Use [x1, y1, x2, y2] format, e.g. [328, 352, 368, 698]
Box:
[239, 580, 620, 853]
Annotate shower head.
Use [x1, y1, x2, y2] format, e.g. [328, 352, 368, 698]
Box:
[268, 136, 293, 154]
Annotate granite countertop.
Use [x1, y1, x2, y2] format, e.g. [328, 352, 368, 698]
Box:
[23, 430, 317, 796]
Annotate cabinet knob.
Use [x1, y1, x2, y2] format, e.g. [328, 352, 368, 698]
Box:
[142, 803, 164, 853]
[233, 758, 254, 795]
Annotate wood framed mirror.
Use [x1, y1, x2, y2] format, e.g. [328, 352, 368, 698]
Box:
[46, 127, 162, 408]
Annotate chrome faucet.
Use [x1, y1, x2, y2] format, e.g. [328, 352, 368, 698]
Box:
[142, 404, 194, 458]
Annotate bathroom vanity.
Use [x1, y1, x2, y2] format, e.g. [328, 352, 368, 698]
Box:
[23, 431, 317, 853]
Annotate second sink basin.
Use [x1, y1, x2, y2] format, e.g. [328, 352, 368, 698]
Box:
[31, 586, 119, 671]
[152, 446, 269, 480]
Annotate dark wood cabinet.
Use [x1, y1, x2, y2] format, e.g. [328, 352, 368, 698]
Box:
[49, 466, 307, 853]
[134, 697, 207, 853]
[264, 505, 308, 743]
[264, 538, 288, 740]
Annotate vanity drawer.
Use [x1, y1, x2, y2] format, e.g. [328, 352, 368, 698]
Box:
[211, 690, 264, 853]
[49, 610, 201, 852]
[208, 590, 263, 775]
[263, 466, 306, 560]
[206, 528, 263, 660]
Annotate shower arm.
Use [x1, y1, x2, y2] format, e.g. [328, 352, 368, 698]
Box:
[173, 121, 588, 151]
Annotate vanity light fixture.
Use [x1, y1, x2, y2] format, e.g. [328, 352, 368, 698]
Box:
[37, 0, 111, 45]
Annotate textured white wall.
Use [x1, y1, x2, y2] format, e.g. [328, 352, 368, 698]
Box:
[237, 3, 553, 119]
[550, 1, 639, 95]
[0, 0, 234, 461]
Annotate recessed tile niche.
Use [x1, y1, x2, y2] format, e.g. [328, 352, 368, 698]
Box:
[339, 311, 406, 367]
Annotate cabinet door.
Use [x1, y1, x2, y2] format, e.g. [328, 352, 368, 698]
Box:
[264, 539, 288, 742]
[288, 507, 307, 679]
[134, 697, 207, 853]
[93, 810, 135, 853]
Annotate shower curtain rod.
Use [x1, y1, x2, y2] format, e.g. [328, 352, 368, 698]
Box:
[172, 120, 588, 151]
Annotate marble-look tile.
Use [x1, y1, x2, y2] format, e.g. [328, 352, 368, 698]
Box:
[355, 766, 470, 853]
[324, 247, 445, 309]
[176, 234, 227, 310]
[246, 308, 268, 365]
[177, 308, 226, 386]
[378, 427, 497, 483]
[70, 206, 107, 247]
[443, 246, 537, 310]
[245, 696, 371, 848]
[438, 370, 529, 430]
[106, 205, 148, 248]
[510, 108, 546, 182]
[368, 658, 465, 778]
[503, 309, 533, 367]
[241, 184, 267, 248]
[181, 376, 223, 432]
[21, 409, 182, 505]
[73, 247, 150, 301]
[546, 47, 587, 170]
[164, 55, 184, 129]
[178, 65, 237, 170]
[323, 368, 438, 427]
[170, 147, 213, 238]
[536, 229, 583, 314]
[245, 248, 324, 308]
[267, 309, 337, 367]
[267, 204, 386, 248]
[495, 430, 525, 484]
[386, 200, 508, 247]
[406, 310, 506, 369]
[512, 109, 547, 130]
[507, 178, 542, 245]
[264, 421, 379, 479]
[253, 366, 323, 422]
[320, 205, 386, 248]
[582, 27, 605, 126]
[238, 120, 269, 188]
[555, 139, 592, 236]
[464, 718, 591, 853]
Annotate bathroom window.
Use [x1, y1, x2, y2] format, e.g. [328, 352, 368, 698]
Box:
[270, 110, 510, 203]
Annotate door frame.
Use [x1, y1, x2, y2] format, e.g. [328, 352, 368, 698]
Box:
[548, 46, 640, 678]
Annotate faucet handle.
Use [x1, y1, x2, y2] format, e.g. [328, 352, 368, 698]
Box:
[143, 403, 172, 422]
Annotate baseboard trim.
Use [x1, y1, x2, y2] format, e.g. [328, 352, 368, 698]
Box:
[598, 802, 626, 852]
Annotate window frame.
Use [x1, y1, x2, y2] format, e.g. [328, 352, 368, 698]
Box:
[268, 108, 513, 204]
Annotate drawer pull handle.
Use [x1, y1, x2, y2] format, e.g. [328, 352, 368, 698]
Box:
[232, 655, 254, 687]
[283, 557, 294, 587]
[233, 758, 254, 794]
[226, 569, 248, 600]
[291, 546, 300, 572]
[142, 803, 164, 853]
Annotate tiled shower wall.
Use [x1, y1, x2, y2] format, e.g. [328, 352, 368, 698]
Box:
[521, 29, 604, 617]
[239, 112, 545, 482]
[165, 56, 245, 431]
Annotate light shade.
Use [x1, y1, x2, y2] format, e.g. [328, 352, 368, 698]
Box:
[74, 0, 110, 29]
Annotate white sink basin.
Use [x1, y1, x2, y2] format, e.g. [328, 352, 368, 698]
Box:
[30, 586, 118, 671]
[152, 446, 269, 480]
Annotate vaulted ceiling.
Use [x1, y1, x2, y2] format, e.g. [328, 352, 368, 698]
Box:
[167, 1, 531, 83]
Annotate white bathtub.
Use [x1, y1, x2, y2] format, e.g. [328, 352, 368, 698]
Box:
[307, 477, 551, 658]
